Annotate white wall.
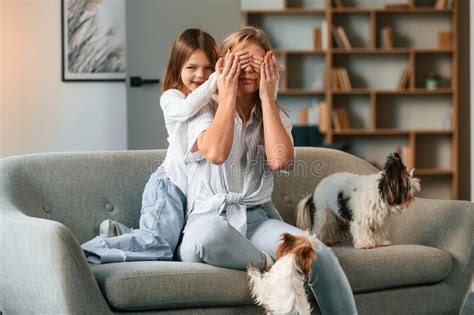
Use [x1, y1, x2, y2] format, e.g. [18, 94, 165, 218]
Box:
[0, 0, 127, 158]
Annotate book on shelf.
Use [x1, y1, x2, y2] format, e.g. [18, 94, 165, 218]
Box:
[321, 20, 329, 50]
[313, 28, 322, 50]
[310, 100, 320, 126]
[381, 27, 393, 49]
[298, 102, 320, 126]
[340, 68, 352, 89]
[323, 70, 331, 89]
[333, 112, 341, 130]
[318, 101, 330, 133]
[434, 0, 448, 10]
[330, 69, 340, 89]
[337, 26, 352, 49]
[334, 68, 348, 90]
[438, 32, 452, 49]
[332, 27, 345, 48]
[299, 108, 309, 126]
[397, 67, 411, 89]
[435, 0, 453, 9]
[339, 110, 350, 129]
[331, 68, 352, 90]
[331, 69, 338, 90]
[333, 107, 351, 131]
[442, 107, 453, 130]
[311, 71, 324, 89]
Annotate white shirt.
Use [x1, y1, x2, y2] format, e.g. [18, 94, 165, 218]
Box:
[160, 73, 217, 194]
[184, 103, 293, 236]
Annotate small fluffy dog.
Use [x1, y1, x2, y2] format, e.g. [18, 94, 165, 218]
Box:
[296, 153, 420, 249]
[247, 232, 317, 315]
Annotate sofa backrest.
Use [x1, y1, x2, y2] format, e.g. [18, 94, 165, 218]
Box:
[1, 148, 377, 243]
[1, 150, 166, 243]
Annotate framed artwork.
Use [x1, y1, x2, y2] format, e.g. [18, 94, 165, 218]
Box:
[61, 0, 126, 82]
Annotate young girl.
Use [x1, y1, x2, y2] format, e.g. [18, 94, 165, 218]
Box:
[178, 27, 358, 314]
[81, 28, 243, 263]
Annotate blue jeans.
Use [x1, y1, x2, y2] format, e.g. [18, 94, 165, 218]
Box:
[178, 208, 357, 315]
[81, 165, 186, 263]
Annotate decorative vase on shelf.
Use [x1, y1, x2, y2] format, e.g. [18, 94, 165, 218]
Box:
[426, 78, 438, 90]
[425, 71, 440, 90]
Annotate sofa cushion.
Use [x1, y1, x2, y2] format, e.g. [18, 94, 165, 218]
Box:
[333, 244, 453, 294]
[91, 261, 254, 311]
[91, 244, 452, 311]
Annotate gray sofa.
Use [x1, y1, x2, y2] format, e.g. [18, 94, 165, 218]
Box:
[1, 148, 473, 314]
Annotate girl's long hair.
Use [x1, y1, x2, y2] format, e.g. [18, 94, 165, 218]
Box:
[162, 28, 219, 93]
[220, 26, 287, 119]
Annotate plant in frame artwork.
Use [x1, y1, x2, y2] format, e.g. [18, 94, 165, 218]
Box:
[61, 0, 126, 82]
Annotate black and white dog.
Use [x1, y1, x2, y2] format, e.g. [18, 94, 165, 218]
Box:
[296, 153, 420, 249]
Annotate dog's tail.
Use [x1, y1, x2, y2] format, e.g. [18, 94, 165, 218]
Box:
[296, 195, 315, 230]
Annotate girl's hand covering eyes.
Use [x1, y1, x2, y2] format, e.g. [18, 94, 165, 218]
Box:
[250, 55, 282, 76]
[216, 50, 240, 98]
[235, 50, 251, 70]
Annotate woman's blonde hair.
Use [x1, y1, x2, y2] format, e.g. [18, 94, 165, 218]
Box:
[220, 26, 273, 56]
[220, 26, 287, 119]
[162, 28, 219, 93]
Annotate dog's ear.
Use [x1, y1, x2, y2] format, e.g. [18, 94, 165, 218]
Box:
[392, 152, 401, 160]
[409, 168, 415, 177]
[275, 233, 296, 260]
[410, 176, 421, 193]
[383, 152, 405, 176]
[280, 233, 296, 245]
[296, 245, 316, 276]
[379, 152, 412, 205]
[378, 170, 400, 205]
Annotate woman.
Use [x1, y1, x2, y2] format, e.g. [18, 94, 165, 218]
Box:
[178, 27, 357, 315]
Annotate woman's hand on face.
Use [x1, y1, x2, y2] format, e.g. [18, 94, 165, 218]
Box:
[259, 51, 279, 102]
[216, 50, 240, 99]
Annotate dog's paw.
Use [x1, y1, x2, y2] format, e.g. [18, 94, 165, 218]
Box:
[354, 241, 376, 249]
[377, 240, 392, 247]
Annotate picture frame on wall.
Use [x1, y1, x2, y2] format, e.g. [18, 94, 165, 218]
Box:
[61, 0, 126, 82]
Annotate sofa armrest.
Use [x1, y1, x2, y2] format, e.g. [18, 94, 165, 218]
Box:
[389, 198, 474, 288]
[0, 204, 111, 314]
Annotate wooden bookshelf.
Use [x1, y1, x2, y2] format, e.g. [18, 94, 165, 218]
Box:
[331, 48, 453, 54]
[275, 49, 326, 54]
[241, 9, 325, 14]
[279, 88, 325, 95]
[242, 0, 459, 199]
[330, 88, 453, 95]
[414, 168, 454, 176]
[332, 8, 453, 13]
